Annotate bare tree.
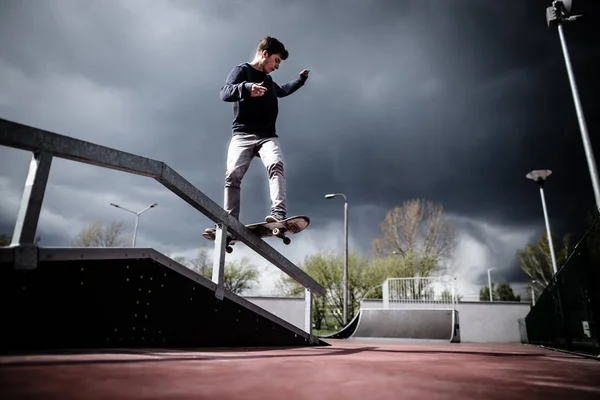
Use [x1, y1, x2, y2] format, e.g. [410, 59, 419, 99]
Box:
[72, 221, 129, 247]
[223, 258, 259, 294]
[371, 199, 457, 277]
[174, 248, 212, 276]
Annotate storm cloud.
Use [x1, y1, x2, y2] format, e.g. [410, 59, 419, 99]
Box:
[1, 0, 599, 299]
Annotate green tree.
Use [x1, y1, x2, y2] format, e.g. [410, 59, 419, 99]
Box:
[276, 249, 344, 330]
[276, 249, 395, 330]
[175, 247, 259, 295]
[0, 233, 42, 246]
[0, 234, 10, 246]
[371, 199, 458, 277]
[440, 289, 462, 302]
[479, 284, 495, 302]
[174, 247, 212, 277]
[363, 253, 415, 298]
[516, 231, 571, 292]
[479, 282, 521, 302]
[495, 283, 521, 301]
[221, 258, 260, 294]
[72, 221, 129, 247]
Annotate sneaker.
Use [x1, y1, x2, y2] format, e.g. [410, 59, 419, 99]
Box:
[265, 213, 286, 223]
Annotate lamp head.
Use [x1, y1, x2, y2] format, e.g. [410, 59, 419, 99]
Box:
[546, 1, 573, 28]
[555, 0, 572, 13]
[526, 170, 552, 182]
[324, 194, 335, 199]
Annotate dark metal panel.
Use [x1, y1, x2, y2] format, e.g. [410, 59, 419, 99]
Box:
[36, 247, 314, 337]
[321, 309, 456, 341]
[353, 309, 454, 340]
[525, 223, 600, 355]
[0, 257, 327, 352]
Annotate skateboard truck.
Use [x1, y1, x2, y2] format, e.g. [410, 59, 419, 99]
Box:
[215, 229, 235, 254]
[225, 240, 234, 254]
[272, 227, 292, 245]
[223, 233, 236, 254]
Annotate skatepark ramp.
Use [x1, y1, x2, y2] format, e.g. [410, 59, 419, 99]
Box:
[0, 117, 326, 351]
[323, 277, 460, 342]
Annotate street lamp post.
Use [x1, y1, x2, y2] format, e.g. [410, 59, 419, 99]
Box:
[526, 170, 558, 275]
[545, 1, 600, 212]
[531, 280, 537, 306]
[487, 268, 495, 302]
[110, 202, 158, 247]
[325, 193, 348, 325]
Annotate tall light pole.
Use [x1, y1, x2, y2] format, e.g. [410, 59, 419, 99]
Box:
[546, 1, 600, 212]
[526, 170, 558, 275]
[110, 202, 158, 247]
[531, 280, 537, 306]
[325, 193, 348, 325]
[487, 268, 495, 302]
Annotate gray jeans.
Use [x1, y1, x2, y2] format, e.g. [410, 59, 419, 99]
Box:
[224, 134, 286, 220]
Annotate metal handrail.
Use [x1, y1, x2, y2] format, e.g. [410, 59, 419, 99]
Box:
[0, 117, 325, 300]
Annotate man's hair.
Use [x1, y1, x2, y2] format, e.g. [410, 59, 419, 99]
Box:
[257, 36, 289, 60]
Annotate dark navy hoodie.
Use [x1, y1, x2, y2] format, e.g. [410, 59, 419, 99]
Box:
[220, 62, 307, 138]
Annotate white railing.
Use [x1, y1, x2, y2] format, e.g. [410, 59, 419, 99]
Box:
[382, 276, 456, 309]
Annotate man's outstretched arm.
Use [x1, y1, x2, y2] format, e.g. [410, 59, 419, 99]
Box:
[220, 66, 268, 101]
[274, 69, 310, 98]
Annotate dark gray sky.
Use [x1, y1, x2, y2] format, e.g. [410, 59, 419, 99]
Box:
[1, 0, 599, 299]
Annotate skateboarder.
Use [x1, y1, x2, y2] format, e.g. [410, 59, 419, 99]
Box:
[205, 36, 309, 237]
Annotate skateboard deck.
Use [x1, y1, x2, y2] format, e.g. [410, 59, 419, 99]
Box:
[202, 215, 310, 254]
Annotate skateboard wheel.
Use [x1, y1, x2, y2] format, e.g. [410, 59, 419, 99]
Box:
[272, 228, 280, 235]
[283, 237, 291, 245]
[226, 246, 233, 254]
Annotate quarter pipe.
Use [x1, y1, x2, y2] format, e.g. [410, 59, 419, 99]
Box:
[321, 308, 459, 342]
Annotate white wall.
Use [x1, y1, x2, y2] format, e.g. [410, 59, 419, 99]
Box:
[454, 302, 531, 343]
[243, 295, 533, 343]
[362, 299, 532, 343]
[244, 296, 305, 330]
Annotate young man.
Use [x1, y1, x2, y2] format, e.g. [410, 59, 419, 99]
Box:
[206, 37, 309, 237]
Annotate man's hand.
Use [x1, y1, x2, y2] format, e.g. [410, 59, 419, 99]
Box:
[250, 81, 267, 97]
[300, 69, 310, 78]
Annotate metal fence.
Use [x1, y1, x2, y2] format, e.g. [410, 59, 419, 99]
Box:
[525, 214, 600, 355]
[383, 276, 457, 309]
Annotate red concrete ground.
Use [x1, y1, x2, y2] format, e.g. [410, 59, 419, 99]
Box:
[1, 339, 599, 399]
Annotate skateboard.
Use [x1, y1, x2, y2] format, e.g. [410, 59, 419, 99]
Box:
[202, 216, 310, 254]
